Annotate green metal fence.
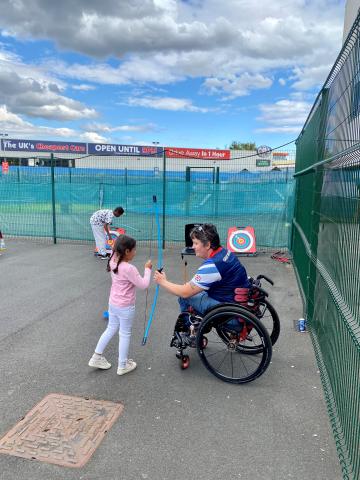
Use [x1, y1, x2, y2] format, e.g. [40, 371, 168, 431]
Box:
[293, 15, 360, 480]
[0, 149, 295, 249]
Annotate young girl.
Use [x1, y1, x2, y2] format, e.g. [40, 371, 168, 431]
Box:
[88, 235, 152, 375]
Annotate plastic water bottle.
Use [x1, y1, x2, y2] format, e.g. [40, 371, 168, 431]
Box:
[298, 318, 306, 332]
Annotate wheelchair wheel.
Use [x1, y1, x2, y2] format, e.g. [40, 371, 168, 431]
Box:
[257, 299, 280, 347]
[196, 304, 272, 384]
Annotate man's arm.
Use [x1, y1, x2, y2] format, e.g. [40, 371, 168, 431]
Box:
[104, 223, 111, 237]
[154, 271, 203, 298]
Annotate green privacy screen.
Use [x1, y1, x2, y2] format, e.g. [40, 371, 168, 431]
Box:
[293, 14, 360, 480]
[0, 151, 294, 248]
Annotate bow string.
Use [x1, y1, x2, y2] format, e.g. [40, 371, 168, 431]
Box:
[142, 195, 163, 345]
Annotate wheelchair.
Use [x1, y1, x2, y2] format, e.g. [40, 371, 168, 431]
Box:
[170, 275, 280, 384]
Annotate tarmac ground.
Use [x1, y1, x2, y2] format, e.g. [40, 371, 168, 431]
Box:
[0, 239, 342, 480]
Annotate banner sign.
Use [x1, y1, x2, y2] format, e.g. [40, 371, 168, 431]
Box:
[166, 147, 230, 160]
[88, 143, 162, 156]
[272, 151, 288, 157]
[1, 139, 87, 154]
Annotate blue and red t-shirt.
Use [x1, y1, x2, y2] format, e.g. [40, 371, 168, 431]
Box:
[190, 247, 250, 302]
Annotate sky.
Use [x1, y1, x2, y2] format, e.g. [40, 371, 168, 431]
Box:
[0, 0, 346, 150]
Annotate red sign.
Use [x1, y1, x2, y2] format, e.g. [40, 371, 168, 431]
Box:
[166, 147, 230, 160]
[273, 152, 288, 157]
[1, 161, 9, 174]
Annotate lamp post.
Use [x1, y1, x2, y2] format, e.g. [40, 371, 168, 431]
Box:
[0, 133, 8, 159]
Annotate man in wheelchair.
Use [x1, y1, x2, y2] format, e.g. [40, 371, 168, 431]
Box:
[154, 223, 250, 332]
[154, 224, 275, 381]
[154, 223, 250, 313]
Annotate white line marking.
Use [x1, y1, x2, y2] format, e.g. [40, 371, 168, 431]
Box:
[199, 194, 212, 206]
[275, 189, 285, 200]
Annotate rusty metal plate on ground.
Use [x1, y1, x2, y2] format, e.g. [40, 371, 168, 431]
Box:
[0, 393, 124, 468]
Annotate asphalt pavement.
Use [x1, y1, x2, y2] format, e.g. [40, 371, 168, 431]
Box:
[0, 239, 342, 480]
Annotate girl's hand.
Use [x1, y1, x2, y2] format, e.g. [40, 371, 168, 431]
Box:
[145, 259, 152, 269]
[154, 270, 166, 284]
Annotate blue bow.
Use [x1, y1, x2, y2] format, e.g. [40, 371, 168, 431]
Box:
[142, 195, 163, 345]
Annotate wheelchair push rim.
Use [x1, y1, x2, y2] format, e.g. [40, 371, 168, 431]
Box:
[256, 299, 280, 347]
[196, 304, 272, 384]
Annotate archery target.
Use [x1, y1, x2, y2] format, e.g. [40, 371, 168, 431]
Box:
[94, 228, 126, 253]
[227, 226, 256, 254]
[106, 228, 126, 250]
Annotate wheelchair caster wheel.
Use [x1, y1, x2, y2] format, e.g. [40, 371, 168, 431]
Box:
[181, 355, 190, 369]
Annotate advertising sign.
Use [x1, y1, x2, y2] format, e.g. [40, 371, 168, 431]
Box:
[1, 139, 87, 154]
[166, 147, 230, 160]
[256, 159, 271, 167]
[88, 143, 162, 156]
[272, 151, 288, 157]
[256, 145, 272, 158]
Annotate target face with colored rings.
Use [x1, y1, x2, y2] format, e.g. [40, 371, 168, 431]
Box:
[229, 230, 254, 252]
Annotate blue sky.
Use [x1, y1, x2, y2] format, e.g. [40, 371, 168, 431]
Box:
[0, 0, 346, 150]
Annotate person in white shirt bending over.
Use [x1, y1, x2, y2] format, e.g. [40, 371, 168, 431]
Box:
[90, 206, 124, 259]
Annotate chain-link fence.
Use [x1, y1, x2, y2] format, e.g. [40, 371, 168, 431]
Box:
[293, 14, 360, 480]
[0, 147, 295, 248]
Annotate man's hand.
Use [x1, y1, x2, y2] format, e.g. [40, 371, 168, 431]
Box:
[154, 270, 167, 284]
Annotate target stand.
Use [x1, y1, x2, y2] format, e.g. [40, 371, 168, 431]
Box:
[226, 226, 257, 256]
[94, 227, 126, 256]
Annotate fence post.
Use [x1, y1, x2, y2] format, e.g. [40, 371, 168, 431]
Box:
[162, 148, 166, 249]
[50, 153, 57, 244]
[306, 88, 329, 323]
[99, 183, 104, 208]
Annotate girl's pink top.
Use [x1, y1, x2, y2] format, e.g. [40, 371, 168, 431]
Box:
[109, 258, 151, 307]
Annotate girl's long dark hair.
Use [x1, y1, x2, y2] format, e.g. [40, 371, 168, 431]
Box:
[107, 235, 136, 273]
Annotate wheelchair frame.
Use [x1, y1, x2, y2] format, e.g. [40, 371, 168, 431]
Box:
[170, 274, 280, 384]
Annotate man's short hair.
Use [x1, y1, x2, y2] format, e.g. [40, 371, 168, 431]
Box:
[113, 206, 124, 216]
[190, 223, 220, 249]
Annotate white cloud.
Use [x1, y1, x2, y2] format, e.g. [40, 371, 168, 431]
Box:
[0, 104, 76, 137]
[79, 131, 108, 143]
[127, 96, 212, 112]
[72, 84, 96, 91]
[0, 104, 107, 141]
[0, 0, 347, 143]
[0, 57, 97, 121]
[0, 1, 343, 92]
[290, 64, 333, 90]
[0, 104, 31, 128]
[203, 73, 272, 99]
[84, 122, 156, 133]
[256, 99, 312, 133]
